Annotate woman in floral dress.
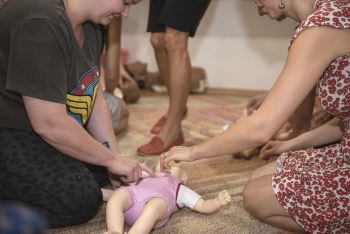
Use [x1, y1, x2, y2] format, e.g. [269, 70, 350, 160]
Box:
[160, 0, 350, 232]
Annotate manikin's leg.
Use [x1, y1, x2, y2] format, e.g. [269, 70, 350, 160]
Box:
[243, 175, 306, 233]
[106, 189, 132, 233]
[128, 198, 167, 234]
[157, 27, 191, 146]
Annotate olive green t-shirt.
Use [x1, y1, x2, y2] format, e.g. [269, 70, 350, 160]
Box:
[0, 0, 103, 130]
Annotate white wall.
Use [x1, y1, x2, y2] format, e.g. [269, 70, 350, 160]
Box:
[122, 0, 298, 91]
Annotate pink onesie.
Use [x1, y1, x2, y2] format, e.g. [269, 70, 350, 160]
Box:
[121, 172, 181, 229]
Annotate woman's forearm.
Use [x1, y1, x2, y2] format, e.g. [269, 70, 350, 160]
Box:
[23, 95, 117, 167]
[290, 118, 342, 149]
[86, 87, 120, 154]
[193, 117, 270, 160]
[40, 114, 116, 167]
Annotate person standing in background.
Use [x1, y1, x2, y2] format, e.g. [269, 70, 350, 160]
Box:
[137, 0, 212, 156]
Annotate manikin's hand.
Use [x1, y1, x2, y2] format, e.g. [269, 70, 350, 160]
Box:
[216, 190, 232, 206]
[107, 155, 155, 183]
[161, 146, 196, 170]
[244, 93, 267, 116]
[259, 140, 294, 160]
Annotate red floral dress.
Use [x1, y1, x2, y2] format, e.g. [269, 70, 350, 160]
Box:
[272, 0, 350, 233]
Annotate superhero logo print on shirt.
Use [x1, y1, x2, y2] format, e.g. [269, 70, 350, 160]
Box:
[66, 65, 99, 126]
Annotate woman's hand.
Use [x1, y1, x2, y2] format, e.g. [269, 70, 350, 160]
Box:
[107, 155, 155, 183]
[161, 146, 196, 170]
[259, 140, 294, 160]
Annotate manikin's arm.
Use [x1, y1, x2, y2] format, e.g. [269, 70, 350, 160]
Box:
[158, 162, 232, 213]
[193, 190, 231, 214]
[106, 189, 132, 234]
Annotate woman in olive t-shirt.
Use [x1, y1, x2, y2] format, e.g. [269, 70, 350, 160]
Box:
[0, 0, 153, 228]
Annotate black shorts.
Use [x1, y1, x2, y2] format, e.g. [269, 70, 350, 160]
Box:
[147, 0, 211, 37]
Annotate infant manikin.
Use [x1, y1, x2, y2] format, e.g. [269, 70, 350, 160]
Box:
[103, 164, 231, 234]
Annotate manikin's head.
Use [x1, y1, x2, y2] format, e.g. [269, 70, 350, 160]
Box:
[170, 166, 189, 185]
[155, 161, 189, 184]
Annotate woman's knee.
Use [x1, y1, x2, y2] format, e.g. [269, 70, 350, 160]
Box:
[243, 176, 273, 219]
[48, 185, 102, 228]
[244, 174, 284, 221]
[250, 162, 277, 180]
[243, 180, 261, 217]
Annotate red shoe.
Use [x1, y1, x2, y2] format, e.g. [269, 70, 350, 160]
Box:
[137, 133, 185, 156]
[150, 116, 167, 134]
[150, 108, 188, 134]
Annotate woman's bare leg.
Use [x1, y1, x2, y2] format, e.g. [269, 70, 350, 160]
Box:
[157, 27, 190, 146]
[243, 175, 306, 233]
[250, 161, 277, 180]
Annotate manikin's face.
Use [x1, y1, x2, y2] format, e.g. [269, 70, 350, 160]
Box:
[91, 0, 137, 25]
[250, 0, 286, 21]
